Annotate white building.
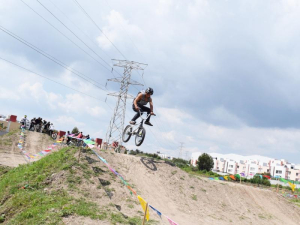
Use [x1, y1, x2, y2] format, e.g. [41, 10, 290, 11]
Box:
[190, 152, 300, 181]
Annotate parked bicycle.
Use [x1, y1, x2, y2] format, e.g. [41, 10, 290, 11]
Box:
[122, 111, 156, 146]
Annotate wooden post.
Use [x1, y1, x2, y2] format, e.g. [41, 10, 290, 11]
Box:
[78, 148, 81, 163]
[142, 203, 148, 225]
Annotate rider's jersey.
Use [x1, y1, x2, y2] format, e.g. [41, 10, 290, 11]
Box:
[134, 90, 152, 106]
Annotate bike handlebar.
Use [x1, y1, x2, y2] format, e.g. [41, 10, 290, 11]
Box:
[138, 110, 156, 117]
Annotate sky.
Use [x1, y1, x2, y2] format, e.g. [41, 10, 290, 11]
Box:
[1, 0, 300, 164]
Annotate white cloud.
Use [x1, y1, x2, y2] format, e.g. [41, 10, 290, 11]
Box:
[96, 10, 144, 50]
[0, 87, 20, 100]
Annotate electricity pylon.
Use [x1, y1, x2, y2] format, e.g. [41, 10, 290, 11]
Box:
[178, 142, 184, 159]
[106, 59, 147, 147]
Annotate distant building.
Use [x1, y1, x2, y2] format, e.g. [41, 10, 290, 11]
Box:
[190, 152, 300, 181]
[158, 153, 173, 160]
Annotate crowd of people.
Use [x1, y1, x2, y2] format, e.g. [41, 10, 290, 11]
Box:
[55, 131, 91, 147]
[20, 115, 55, 137]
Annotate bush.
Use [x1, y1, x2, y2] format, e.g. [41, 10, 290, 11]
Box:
[197, 153, 214, 171]
[71, 127, 79, 134]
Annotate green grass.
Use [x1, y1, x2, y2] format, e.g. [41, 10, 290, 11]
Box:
[110, 213, 157, 225]
[0, 147, 107, 224]
[191, 194, 197, 201]
[0, 166, 11, 178]
[290, 199, 300, 207]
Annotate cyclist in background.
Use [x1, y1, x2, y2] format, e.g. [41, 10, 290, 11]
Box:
[130, 87, 155, 126]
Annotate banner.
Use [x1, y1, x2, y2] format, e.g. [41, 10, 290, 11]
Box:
[137, 195, 149, 221]
[167, 216, 179, 225]
[149, 205, 162, 218]
[288, 182, 296, 192]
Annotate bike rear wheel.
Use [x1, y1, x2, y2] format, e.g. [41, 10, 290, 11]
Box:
[51, 132, 57, 140]
[135, 127, 146, 146]
[122, 125, 132, 142]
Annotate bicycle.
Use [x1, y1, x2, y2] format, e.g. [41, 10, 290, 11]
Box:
[122, 111, 155, 146]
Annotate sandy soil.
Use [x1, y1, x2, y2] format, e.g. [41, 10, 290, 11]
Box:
[61, 150, 300, 225]
[0, 130, 57, 167]
[1, 133, 300, 225]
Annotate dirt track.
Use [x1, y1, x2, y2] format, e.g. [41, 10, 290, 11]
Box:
[0, 131, 55, 167]
[1, 132, 300, 225]
[63, 151, 300, 225]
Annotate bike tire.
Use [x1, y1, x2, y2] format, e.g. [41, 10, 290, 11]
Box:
[51, 133, 57, 140]
[122, 125, 132, 143]
[135, 127, 146, 146]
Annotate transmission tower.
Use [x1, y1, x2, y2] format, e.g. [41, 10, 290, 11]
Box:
[178, 142, 184, 159]
[106, 59, 147, 147]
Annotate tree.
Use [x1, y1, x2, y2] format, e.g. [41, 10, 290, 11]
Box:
[197, 153, 214, 171]
[71, 127, 79, 134]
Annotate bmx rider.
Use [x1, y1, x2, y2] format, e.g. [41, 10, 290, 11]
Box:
[130, 87, 155, 126]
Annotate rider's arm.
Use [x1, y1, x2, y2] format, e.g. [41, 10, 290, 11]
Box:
[150, 98, 154, 113]
[133, 94, 143, 110]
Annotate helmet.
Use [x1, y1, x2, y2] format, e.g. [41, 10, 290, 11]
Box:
[145, 87, 154, 95]
[24, 115, 27, 118]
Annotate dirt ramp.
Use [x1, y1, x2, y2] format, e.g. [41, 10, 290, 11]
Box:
[24, 131, 54, 155]
[0, 130, 56, 167]
[93, 152, 300, 225]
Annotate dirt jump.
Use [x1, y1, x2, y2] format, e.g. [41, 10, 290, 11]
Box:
[1, 131, 300, 224]
[62, 150, 300, 225]
[0, 130, 56, 167]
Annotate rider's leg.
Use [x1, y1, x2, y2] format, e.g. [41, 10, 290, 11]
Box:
[130, 104, 140, 124]
[139, 106, 153, 126]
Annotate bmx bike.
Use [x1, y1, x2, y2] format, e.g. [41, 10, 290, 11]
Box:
[122, 111, 155, 146]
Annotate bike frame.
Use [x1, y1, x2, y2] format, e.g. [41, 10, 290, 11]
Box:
[129, 111, 151, 135]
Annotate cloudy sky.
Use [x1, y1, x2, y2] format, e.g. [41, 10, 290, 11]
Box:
[1, 0, 300, 164]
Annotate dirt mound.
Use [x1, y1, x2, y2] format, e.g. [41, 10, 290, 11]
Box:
[0, 130, 56, 167]
[1, 144, 299, 224]
[51, 149, 300, 225]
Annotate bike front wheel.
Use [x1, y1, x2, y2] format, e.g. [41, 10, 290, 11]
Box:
[122, 125, 132, 143]
[135, 127, 146, 146]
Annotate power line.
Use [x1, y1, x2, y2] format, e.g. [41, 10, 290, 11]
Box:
[73, 0, 127, 60]
[36, 0, 114, 70]
[0, 25, 108, 92]
[102, 0, 146, 62]
[47, 0, 113, 61]
[20, 0, 113, 72]
[0, 56, 109, 103]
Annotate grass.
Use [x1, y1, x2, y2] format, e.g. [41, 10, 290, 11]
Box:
[0, 147, 108, 224]
[0, 166, 11, 178]
[290, 199, 300, 207]
[127, 204, 134, 209]
[171, 170, 177, 175]
[191, 194, 197, 201]
[110, 212, 157, 225]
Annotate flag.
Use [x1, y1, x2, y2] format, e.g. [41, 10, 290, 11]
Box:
[137, 195, 149, 221]
[127, 185, 137, 195]
[149, 205, 162, 218]
[167, 217, 179, 225]
[229, 175, 236, 180]
[288, 182, 296, 192]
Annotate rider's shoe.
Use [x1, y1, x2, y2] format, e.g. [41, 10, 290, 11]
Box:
[145, 121, 153, 126]
[129, 121, 136, 125]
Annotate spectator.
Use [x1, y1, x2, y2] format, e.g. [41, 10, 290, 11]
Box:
[77, 132, 83, 139]
[29, 118, 36, 130]
[66, 131, 71, 145]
